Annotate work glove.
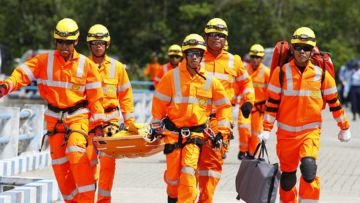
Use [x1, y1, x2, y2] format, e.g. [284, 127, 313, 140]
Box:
[338, 129, 351, 142]
[146, 122, 163, 142]
[240, 102, 253, 118]
[93, 125, 104, 137]
[257, 131, 271, 142]
[212, 133, 223, 150]
[126, 122, 139, 134]
[0, 83, 8, 98]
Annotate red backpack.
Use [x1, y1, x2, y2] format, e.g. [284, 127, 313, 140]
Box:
[270, 40, 335, 88]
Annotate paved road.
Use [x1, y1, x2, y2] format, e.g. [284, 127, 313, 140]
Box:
[21, 108, 360, 203]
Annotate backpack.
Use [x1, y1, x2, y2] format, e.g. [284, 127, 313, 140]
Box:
[270, 40, 335, 88]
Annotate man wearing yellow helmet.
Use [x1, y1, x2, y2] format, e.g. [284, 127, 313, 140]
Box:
[237, 43, 270, 160]
[0, 18, 105, 202]
[86, 23, 136, 202]
[149, 33, 231, 203]
[258, 27, 351, 202]
[198, 17, 255, 202]
[153, 44, 182, 87]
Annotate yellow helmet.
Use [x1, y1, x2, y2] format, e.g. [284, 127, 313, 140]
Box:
[224, 40, 229, 51]
[54, 18, 79, 40]
[204, 18, 228, 36]
[182, 34, 206, 52]
[167, 44, 183, 57]
[87, 24, 110, 42]
[249, 44, 265, 57]
[290, 27, 316, 47]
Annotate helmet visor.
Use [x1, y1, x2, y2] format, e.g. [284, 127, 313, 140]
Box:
[205, 24, 228, 32]
[182, 39, 206, 47]
[87, 33, 109, 38]
[292, 34, 315, 42]
[54, 29, 79, 37]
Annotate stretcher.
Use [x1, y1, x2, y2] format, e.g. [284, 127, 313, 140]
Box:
[92, 124, 164, 159]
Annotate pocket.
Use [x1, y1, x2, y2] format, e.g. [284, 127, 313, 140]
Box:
[70, 77, 86, 92]
[103, 78, 118, 98]
[196, 88, 212, 111]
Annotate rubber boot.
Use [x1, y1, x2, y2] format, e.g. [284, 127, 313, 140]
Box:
[168, 196, 177, 203]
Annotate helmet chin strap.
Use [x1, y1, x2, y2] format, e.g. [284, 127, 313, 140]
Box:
[186, 57, 206, 80]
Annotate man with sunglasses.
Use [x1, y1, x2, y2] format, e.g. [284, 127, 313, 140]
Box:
[0, 18, 105, 202]
[237, 44, 270, 160]
[197, 17, 254, 202]
[149, 33, 231, 202]
[153, 44, 182, 88]
[86, 24, 137, 202]
[258, 27, 351, 202]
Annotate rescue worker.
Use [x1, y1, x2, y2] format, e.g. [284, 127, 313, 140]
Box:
[153, 44, 182, 87]
[143, 53, 162, 90]
[149, 33, 232, 203]
[238, 44, 270, 160]
[86, 24, 137, 202]
[198, 17, 255, 202]
[258, 27, 351, 202]
[0, 18, 104, 202]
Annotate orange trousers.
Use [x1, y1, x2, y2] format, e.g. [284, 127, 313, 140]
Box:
[47, 118, 95, 203]
[163, 132, 202, 202]
[277, 129, 321, 202]
[197, 118, 227, 203]
[238, 110, 263, 155]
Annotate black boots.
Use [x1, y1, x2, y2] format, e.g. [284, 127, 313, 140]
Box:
[238, 151, 247, 160]
[168, 196, 177, 203]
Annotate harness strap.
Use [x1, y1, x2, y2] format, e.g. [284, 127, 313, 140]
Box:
[104, 106, 120, 113]
[47, 100, 88, 114]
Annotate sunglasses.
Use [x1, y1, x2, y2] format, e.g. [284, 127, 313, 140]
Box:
[169, 55, 181, 59]
[56, 39, 76, 45]
[293, 45, 313, 52]
[250, 55, 262, 59]
[207, 32, 227, 39]
[89, 40, 107, 46]
[185, 50, 204, 58]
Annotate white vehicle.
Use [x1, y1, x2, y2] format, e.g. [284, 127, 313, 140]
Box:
[14, 49, 51, 65]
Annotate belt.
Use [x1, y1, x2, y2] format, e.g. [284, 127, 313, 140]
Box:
[104, 106, 120, 113]
[163, 117, 207, 133]
[47, 100, 88, 114]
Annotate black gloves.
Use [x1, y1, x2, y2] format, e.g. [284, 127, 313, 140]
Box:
[241, 102, 253, 118]
[212, 133, 223, 149]
[0, 83, 8, 98]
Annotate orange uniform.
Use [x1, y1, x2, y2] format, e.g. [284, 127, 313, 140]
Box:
[3, 50, 104, 202]
[153, 62, 179, 87]
[144, 62, 162, 81]
[238, 63, 270, 155]
[198, 49, 254, 202]
[87, 55, 135, 202]
[264, 59, 349, 202]
[151, 62, 231, 202]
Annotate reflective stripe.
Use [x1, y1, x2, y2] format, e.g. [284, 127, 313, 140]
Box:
[86, 81, 101, 90]
[181, 166, 195, 175]
[19, 64, 35, 81]
[173, 68, 181, 97]
[198, 170, 221, 179]
[277, 121, 321, 132]
[214, 97, 230, 106]
[105, 110, 120, 121]
[52, 156, 68, 165]
[239, 142, 248, 147]
[117, 82, 131, 92]
[253, 82, 267, 88]
[165, 174, 179, 186]
[210, 72, 230, 81]
[264, 114, 276, 123]
[78, 183, 96, 193]
[283, 89, 321, 97]
[47, 51, 55, 80]
[90, 113, 106, 122]
[235, 72, 248, 82]
[38, 79, 86, 92]
[323, 87, 337, 95]
[45, 108, 90, 119]
[62, 188, 77, 201]
[241, 87, 255, 96]
[7, 81, 14, 92]
[204, 73, 213, 90]
[123, 112, 134, 120]
[252, 130, 260, 137]
[66, 145, 86, 153]
[109, 58, 116, 78]
[285, 64, 293, 90]
[173, 96, 212, 105]
[98, 188, 111, 197]
[228, 53, 234, 69]
[99, 151, 114, 158]
[217, 120, 230, 128]
[268, 84, 282, 94]
[76, 55, 86, 77]
[314, 65, 321, 81]
[299, 198, 319, 203]
[335, 115, 346, 123]
[163, 64, 168, 72]
[238, 123, 251, 129]
[154, 76, 160, 82]
[154, 90, 171, 102]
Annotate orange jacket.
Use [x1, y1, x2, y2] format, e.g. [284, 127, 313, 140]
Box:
[203, 50, 254, 106]
[264, 59, 349, 134]
[151, 62, 232, 135]
[246, 63, 270, 103]
[89, 55, 135, 129]
[4, 50, 105, 126]
[153, 62, 179, 87]
[144, 63, 162, 81]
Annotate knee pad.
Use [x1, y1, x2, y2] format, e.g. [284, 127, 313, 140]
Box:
[300, 157, 317, 183]
[280, 171, 297, 191]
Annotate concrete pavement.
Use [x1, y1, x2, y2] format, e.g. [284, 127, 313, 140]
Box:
[21, 109, 360, 202]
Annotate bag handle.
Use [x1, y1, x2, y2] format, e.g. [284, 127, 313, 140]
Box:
[253, 140, 271, 163]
